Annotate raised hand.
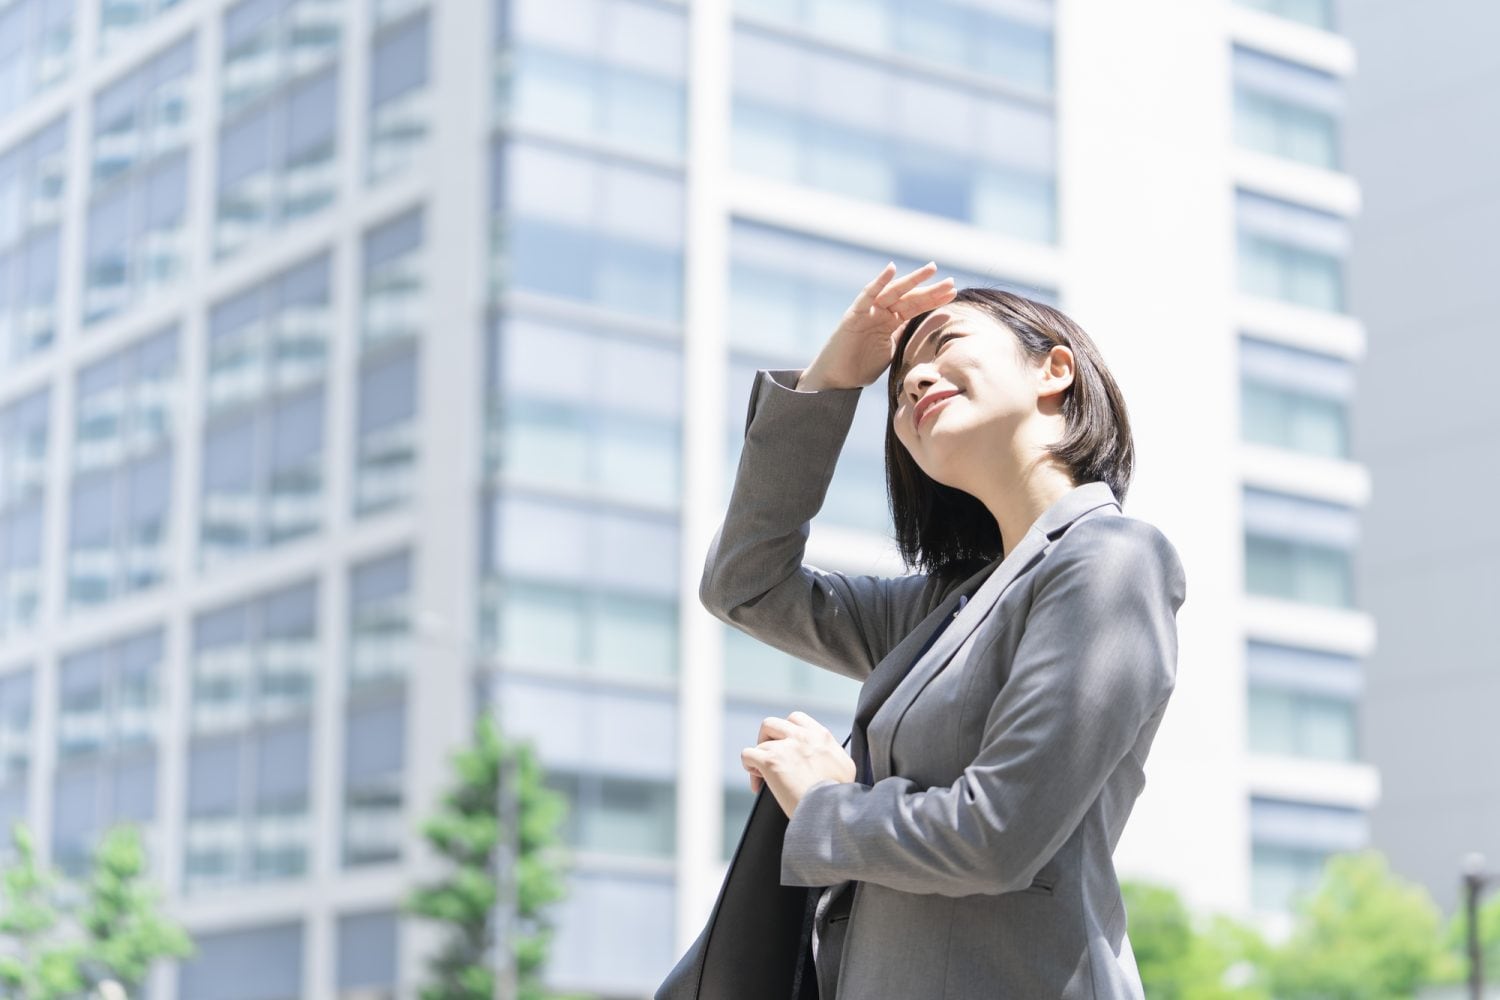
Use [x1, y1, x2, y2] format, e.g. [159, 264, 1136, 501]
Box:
[797, 262, 958, 391]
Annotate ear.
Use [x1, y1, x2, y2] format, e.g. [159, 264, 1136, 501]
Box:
[1037, 343, 1075, 399]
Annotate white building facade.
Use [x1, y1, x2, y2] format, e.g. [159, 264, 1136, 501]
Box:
[0, 0, 1373, 996]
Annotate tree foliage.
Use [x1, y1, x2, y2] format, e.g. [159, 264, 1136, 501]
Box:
[0, 821, 189, 999]
[76, 826, 193, 994]
[1123, 879, 1269, 1000]
[1264, 850, 1458, 1000]
[1128, 849, 1467, 1000]
[407, 713, 579, 1000]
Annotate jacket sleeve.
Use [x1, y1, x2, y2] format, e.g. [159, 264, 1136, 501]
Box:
[699, 368, 949, 683]
[779, 515, 1187, 894]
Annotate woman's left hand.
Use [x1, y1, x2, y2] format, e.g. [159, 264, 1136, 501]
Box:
[742, 711, 857, 819]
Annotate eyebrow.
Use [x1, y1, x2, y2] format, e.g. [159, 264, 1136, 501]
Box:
[894, 320, 959, 388]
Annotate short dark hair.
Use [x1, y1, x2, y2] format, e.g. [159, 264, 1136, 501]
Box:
[883, 287, 1136, 578]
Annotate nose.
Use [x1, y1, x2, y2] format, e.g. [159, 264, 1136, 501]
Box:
[904, 368, 935, 405]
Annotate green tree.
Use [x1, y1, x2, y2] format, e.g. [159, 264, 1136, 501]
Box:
[76, 825, 193, 995]
[1262, 849, 1459, 1000]
[1123, 879, 1270, 1000]
[0, 823, 83, 1000]
[407, 713, 578, 1000]
[0, 822, 191, 1000]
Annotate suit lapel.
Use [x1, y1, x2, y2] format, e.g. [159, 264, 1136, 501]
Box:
[856, 481, 1122, 784]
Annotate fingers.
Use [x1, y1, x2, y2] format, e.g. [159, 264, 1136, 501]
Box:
[874, 262, 938, 310]
[787, 710, 833, 740]
[852, 262, 898, 311]
[906, 277, 957, 310]
[757, 716, 795, 745]
[741, 746, 769, 793]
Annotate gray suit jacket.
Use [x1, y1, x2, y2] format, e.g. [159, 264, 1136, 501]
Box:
[699, 369, 1187, 999]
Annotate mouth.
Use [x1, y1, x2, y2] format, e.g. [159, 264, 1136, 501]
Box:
[915, 390, 960, 430]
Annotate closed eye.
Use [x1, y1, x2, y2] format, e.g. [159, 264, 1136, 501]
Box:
[892, 331, 964, 405]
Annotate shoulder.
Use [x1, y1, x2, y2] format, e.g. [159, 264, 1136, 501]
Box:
[1044, 513, 1187, 606]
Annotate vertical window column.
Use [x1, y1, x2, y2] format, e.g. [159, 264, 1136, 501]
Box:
[185, 581, 317, 890]
[0, 389, 49, 638]
[0, 116, 67, 363]
[68, 326, 179, 609]
[84, 35, 194, 325]
[343, 551, 410, 867]
[355, 209, 423, 516]
[0, 668, 34, 844]
[52, 629, 163, 873]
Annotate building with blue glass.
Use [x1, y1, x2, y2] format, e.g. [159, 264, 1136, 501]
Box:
[0, 0, 1371, 995]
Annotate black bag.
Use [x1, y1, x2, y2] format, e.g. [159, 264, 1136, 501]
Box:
[654, 774, 826, 999]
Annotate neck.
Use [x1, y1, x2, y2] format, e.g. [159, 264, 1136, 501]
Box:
[962, 423, 1077, 560]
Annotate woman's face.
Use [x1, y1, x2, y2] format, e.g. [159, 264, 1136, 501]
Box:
[890, 302, 1064, 488]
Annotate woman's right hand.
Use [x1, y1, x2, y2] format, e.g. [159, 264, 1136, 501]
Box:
[797, 262, 958, 391]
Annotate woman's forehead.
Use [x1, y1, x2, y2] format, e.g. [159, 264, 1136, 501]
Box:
[904, 302, 987, 361]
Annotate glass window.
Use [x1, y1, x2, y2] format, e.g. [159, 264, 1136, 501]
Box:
[216, 63, 339, 259]
[722, 623, 860, 706]
[201, 388, 325, 565]
[490, 140, 685, 323]
[349, 549, 411, 693]
[1235, 0, 1335, 32]
[52, 741, 158, 874]
[0, 668, 34, 847]
[481, 496, 680, 664]
[1254, 809, 1370, 909]
[179, 921, 305, 1000]
[1248, 685, 1357, 761]
[345, 551, 408, 869]
[369, 10, 429, 182]
[1243, 486, 1357, 608]
[0, 389, 49, 638]
[733, 0, 1054, 96]
[59, 629, 162, 758]
[544, 770, 675, 858]
[336, 910, 398, 997]
[185, 722, 312, 889]
[1239, 335, 1352, 458]
[731, 29, 1056, 242]
[1236, 189, 1348, 312]
[208, 251, 331, 413]
[99, 0, 190, 54]
[202, 255, 330, 567]
[495, 678, 675, 784]
[191, 580, 317, 735]
[222, 0, 341, 114]
[343, 696, 404, 867]
[85, 36, 194, 325]
[486, 315, 682, 508]
[544, 870, 676, 995]
[499, 0, 688, 161]
[1233, 45, 1343, 169]
[0, 115, 67, 362]
[1245, 639, 1361, 697]
[354, 345, 417, 516]
[361, 207, 424, 351]
[484, 578, 677, 683]
[0, 0, 76, 120]
[69, 326, 179, 609]
[1251, 795, 1366, 861]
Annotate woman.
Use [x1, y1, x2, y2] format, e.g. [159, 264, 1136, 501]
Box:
[700, 262, 1187, 999]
